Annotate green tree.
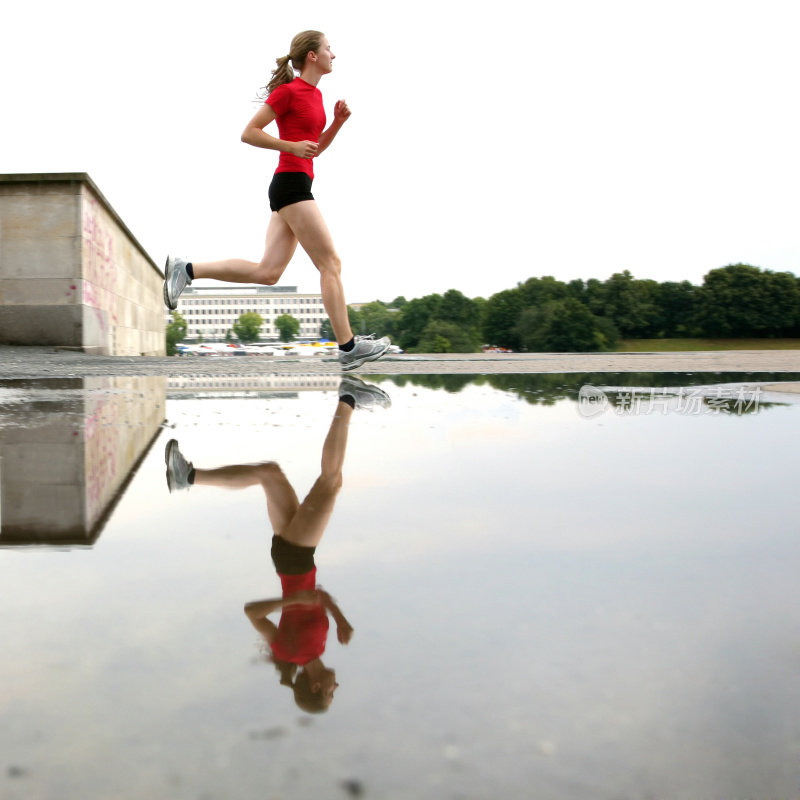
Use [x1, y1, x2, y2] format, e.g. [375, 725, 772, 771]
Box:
[584, 278, 606, 316]
[600, 271, 660, 337]
[515, 299, 618, 352]
[395, 294, 443, 351]
[697, 264, 800, 336]
[414, 320, 478, 353]
[437, 289, 482, 351]
[658, 280, 699, 337]
[481, 288, 525, 349]
[273, 313, 299, 343]
[233, 311, 265, 343]
[166, 311, 187, 356]
[439, 289, 476, 326]
[566, 278, 588, 303]
[763, 271, 800, 335]
[358, 301, 397, 339]
[518, 276, 570, 307]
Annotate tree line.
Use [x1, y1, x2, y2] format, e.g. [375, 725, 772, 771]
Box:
[167, 263, 800, 354]
[341, 263, 800, 353]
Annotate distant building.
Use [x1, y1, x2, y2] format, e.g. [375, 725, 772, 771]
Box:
[167, 373, 341, 396]
[166, 284, 327, 341]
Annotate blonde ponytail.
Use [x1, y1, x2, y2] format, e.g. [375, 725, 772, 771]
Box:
[257, 30, 325, 100]
[264, 54, 295, 96]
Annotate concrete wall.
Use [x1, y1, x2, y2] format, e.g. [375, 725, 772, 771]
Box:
[0, 173, 165, 355]
[0, 376, 166, 544]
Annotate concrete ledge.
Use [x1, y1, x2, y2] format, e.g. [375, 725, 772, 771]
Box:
[1, 346, 799, 378]
[0, 173, 165, 355]
[0, 173, 159, 275]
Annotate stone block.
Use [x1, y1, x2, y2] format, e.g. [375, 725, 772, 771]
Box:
[1, 278, 80, 305]
[0, 483, 87, 539]
[0, 305, 83, 346]
[2, 442, 82, 484]
[0, 174, 166, 355]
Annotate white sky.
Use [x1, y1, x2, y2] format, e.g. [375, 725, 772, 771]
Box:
[2, 0, 798, 303]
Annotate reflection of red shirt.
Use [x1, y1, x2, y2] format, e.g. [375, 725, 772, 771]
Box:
[271, 568, 329, 665]
[266, 78, 326, 179]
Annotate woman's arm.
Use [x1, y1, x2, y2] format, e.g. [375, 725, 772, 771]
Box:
[241, 104, 318, 159]
[318, 589, 354, 644]
[243, 591, 322, 641]
[244, 591, 321, 618]
[316, 99, 351, 156]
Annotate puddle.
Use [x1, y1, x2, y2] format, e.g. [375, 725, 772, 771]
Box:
[1, 373, 799, 799]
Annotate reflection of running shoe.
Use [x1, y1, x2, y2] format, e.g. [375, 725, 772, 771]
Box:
[165, 439, 193, 492]
[338, 334, 391, 371]
[163, 255, 191, 310]
[338, 376, 391, 410]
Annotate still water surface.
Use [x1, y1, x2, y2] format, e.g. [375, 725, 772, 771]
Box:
[1, 373, 799, 800]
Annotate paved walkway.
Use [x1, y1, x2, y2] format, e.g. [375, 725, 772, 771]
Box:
[2, 346, 800, 379]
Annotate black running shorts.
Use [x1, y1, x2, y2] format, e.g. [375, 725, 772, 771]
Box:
[268, 172, 314, 212]
[271, 535, 316, 575]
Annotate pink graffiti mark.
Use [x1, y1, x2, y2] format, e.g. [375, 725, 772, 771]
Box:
[82, 281, 109, 335]
[83, 391, 119, 525]
[81, 192, 118, 292]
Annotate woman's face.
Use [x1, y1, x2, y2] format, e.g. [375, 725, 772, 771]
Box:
[313, 37, 335, 73]
[319, 669, 339, 703]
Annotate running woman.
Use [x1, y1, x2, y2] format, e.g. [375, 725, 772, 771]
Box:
[163, 30, 390, 371]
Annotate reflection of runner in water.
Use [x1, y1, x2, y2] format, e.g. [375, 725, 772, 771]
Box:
[164, 376, 390, 712]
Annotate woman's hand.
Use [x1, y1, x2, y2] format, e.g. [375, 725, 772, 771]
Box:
[316, 101, 351, 156]
[289, 140, 319, 159]
[336, 621, 354, 645]
[333, 99, 351, 123]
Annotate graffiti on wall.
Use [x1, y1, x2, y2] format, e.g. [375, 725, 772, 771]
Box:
[83, 386, 119, 527]
[81, 188, 119, 340]
[82, 190, 117, 290]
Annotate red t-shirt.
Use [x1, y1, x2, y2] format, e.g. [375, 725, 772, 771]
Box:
[271, 568, 330, 665]
[266, 78, 326, 179]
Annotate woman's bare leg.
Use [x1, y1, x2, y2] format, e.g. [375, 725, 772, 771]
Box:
[193, 462, 300, 537]
[189, 201, 354, 345]
[182, 396, 354, 545]
[277, 201, 354, 345]
[188, 392, 352, 542]
[191, 212, 299, 285]
[279, 401, 354, 549]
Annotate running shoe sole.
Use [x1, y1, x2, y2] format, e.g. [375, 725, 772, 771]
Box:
[163, 256, 176, 310]
[340, 341, 391, 371]
[164, 438, 185, 492]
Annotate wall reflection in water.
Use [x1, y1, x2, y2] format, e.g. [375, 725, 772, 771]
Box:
[0, 376, 166, 545]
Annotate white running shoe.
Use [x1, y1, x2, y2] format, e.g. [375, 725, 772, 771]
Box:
[165, 439, 193, 492]
[338, 334, 391, 371]
[163, 256, 191, 310]
[338, 376, 391, 410]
